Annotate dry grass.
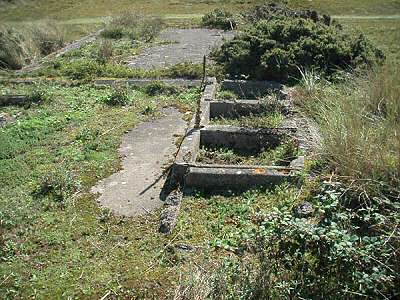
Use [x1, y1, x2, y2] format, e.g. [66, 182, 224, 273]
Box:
[296, 64, 400, 190]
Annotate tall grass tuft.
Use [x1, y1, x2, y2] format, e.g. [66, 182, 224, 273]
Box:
[299, 64, 400, 190]
[32, 20, 65, 56]
[0, 21, 65, 70]
[0, 25, 35, 69]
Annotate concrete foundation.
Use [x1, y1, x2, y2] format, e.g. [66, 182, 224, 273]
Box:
[169, 78, 304, 192]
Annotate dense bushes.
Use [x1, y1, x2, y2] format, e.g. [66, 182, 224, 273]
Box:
[201, 8, 237, 30]
[213, 5, 384, 82]
[202, 182, 399, 299]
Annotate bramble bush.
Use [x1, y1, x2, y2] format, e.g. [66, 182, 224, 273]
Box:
[212, 5, 384, 82]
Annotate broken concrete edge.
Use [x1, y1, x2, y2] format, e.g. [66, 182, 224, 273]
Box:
[94, 78, 206, 88]
[0, 95, 29, 107]
[0, 78, 209, 88]
[183, 165, 299, 192]
[16, 29, 104, 74]
[159, 190, 183, 234]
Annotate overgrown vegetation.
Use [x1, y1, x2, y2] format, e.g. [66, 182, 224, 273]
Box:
[1, 0, 399, 298]
[101, 13, 163, 42]
[212, 2, 385, 82]
[0, 81, 200, 298]
[0, 22, 65, 70]
[197, 139, 298, 166]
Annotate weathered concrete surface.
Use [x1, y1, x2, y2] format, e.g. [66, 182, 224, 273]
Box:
[91, 108, 187, 216]
[184, 165, 296, 192]
[127, 29, 234, 69]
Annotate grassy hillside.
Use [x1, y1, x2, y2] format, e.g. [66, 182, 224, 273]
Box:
[0, 0, 399, 22]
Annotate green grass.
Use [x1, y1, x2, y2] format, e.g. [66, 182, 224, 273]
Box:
[196, 140, 299, 166]
[210, 111, 284, 128]
[0, 0, 399, 298]
[1, 0, 399, 22]
[0, 81, 202, 298]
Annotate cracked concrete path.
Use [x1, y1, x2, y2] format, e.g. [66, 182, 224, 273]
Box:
[127, 28, 234, 69]
[91, 107, 186, 216]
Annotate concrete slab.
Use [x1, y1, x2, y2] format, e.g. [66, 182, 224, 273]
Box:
[127, 29, 234, 69]
[91, 107, 187, 216]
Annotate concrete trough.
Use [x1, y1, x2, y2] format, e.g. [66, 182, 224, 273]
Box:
[220, 80, 285, 99]
[170, 78, 303, 193]
[199, 125, 295, 154]
[184, 164, 298, 191]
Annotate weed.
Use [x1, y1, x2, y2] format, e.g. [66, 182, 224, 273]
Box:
[97, 39, 113, 63]
[101, 13, 163, 42]
[32, 20, 65, 56]
[217, 90, 237, 100]
[32, 169, 81, 204]
[101, 85, 130, 106]
[211, 111, 284, 128]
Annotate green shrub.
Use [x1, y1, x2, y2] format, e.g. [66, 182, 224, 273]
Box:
[245, 2, 332, 25]
[100, 27, 124, 39]
[201, 9, 237, 30]
[143, 81, 178, 96]
[60, 59, 102, 79]
[165, 62, 203, 79]
[213, 12, 384, 82]
[182, 181, 399, 299]
[27, 87, 51, 105]
[102, 85, 130, 106]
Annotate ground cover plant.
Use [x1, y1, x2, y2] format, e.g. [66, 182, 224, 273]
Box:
[196, 139, 299, 166]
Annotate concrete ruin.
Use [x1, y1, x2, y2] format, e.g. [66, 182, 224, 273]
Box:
[170, 78, 305, 193]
